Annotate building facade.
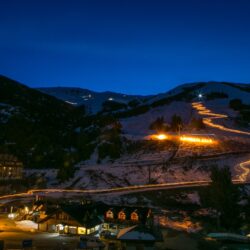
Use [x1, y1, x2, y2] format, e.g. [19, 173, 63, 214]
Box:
[0, 154, 23, 179]
[38, 204, 102, 235]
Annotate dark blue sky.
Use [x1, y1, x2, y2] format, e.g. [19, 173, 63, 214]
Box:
[1, 0, 250, 94]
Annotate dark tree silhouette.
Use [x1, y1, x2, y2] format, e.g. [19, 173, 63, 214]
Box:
[149, 116, 167, 132]
[190, 117, 205, 130]
[170, 114, 183, 132]
[199, 166, 240, 230]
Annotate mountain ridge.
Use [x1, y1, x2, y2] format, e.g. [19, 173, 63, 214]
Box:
[37, 81, 250, 112]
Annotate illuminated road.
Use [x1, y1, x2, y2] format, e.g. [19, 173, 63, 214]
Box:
[0, 178, 249, 202]
[192, 102, 250, 135]
[0, 181, 211, 201]
[235, 159, 250, 182]
[192, 102, 250, 183]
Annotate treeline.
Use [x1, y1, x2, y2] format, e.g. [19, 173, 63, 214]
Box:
[149, 115, 205, 133]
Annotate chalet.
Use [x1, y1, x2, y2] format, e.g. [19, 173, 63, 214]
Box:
[102, 206, 154, 234]
[38, 204, 102, 235]
[104, 207, 153, 224]
[35, 201, 155, 239]
[0, 154, 23, 179]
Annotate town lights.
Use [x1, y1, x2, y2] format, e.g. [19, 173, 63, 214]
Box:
[8, 213, 15, 219]
[57, 224, 64, 231]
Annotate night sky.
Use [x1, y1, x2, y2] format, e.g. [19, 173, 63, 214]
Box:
[1, 0, 250, 95]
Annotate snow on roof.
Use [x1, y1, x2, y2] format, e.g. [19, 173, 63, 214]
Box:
[117, 225, 156, 241]
[207, 233, 249, 241]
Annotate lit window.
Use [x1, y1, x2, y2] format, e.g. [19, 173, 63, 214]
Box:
[78, 227, 86, 234]
[131, 211, 139, 221]
[147, 209, 152, 218]
[106, 210, 114, 219]
[118, 211, 126, 220]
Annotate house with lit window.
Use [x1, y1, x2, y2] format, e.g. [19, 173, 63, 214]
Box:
[102, 206, 154, 234]
[36, 201, 155, 238]
[0, 154, 23, 179]
[37, 203, 103, 235]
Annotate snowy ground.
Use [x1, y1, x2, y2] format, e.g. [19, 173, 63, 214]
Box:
[25, 145, 250, 190]
[121, 101, 193, 136]
[15, 220, 38, 231]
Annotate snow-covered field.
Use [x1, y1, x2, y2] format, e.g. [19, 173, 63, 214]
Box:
[121, 101, 192, 136]
[25, 146, 250, 190]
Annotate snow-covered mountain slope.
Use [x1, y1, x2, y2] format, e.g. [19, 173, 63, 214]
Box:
[122, 101, 193, 136]
[121, 82, 250, 137]
[37, 87, 149, 114]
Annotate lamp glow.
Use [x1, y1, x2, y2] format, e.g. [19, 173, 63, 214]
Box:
[156, 134, 167, 140]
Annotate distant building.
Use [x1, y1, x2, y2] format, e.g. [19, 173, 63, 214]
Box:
[102, 206, 154, 234]
[0, 154, 23, 179]
[35, 201, 155, 238]
[38, 203, 103, 235]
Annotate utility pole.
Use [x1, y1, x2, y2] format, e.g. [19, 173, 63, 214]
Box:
[148, 165, 151, 184]
[178, 124, 182, 136]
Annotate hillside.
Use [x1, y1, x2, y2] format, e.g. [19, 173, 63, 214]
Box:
[120, 81, 250, 137]
[0, 76, 93, 172]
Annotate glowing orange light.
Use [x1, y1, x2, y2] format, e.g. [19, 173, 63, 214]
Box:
[179, 136, 215, 144]
[146, 133, 168, 141]
[156, 134, 168, 140]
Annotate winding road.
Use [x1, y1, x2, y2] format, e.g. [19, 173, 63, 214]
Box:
[192, 101, 250, 183]
[0, 178, 249, 202]
[192, 102, 250, 135]
[235, 159, 250, 182]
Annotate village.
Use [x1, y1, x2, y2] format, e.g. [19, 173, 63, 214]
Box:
[0, 154, 160, 249]
[0, 196, 162, 249]
[0, 152, 249, 250]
